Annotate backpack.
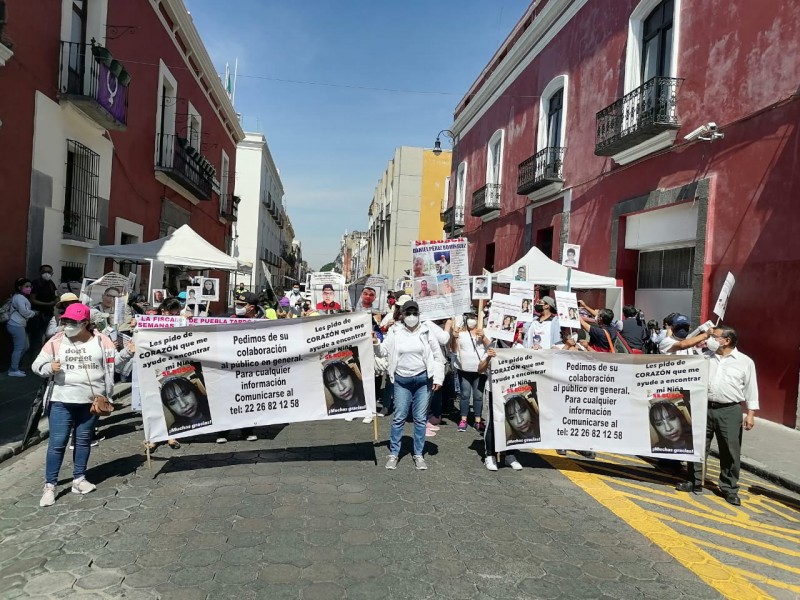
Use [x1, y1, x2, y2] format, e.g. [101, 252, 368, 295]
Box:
[0, 297, 14, 324]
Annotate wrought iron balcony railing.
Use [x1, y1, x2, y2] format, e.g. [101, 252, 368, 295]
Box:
[58, 40, 129, 130]
[471, 183, 501, 217]
[595, 76, 682, 156]
[517, 147, 565, 195]
[155, 133, 213, 200]
[442, 205, 465, 234]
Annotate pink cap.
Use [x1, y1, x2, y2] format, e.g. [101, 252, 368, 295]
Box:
[62, 303, 90, 321]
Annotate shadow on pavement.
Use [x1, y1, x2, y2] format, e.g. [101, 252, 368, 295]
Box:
[542, 453, 688, 490]
[748, 485, 800, 512]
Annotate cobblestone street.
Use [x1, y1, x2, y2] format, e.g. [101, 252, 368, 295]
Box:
[2, 406, 796, 599]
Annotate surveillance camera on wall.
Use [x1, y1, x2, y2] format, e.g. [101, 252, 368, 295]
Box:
[684, 124, 711, 141]
[684, 122, 724, 142]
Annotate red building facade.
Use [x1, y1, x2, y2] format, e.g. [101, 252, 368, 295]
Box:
[445, 0, 800, 426]
[0, 0, 243, 302]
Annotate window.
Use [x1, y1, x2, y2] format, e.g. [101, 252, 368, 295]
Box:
[637, 247, 694, 289]
[484, 243, 496, 273]
[442, 176, 450, 214]
[63, 139, 99, 241]
[455, 161, 467, 212]
[219, 151, 229, 215]
[546, 90, 564, 148]
[60, 261, 85, 284]
[187, 101, 202, 148]
[624, 0, 680, 93]
[66, 1, 87, 91]
[537, 76, 569, 151]
[486, 130, 503, 185]
[155, 61, 177, 165]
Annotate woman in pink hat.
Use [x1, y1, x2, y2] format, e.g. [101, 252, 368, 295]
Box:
[32, 303, 133, 507]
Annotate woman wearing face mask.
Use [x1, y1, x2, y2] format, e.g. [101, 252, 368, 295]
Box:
[7, 278, 38, 376]
[451, 310, 492, 432]
[374, 301, 445, 470]
[32, 303, 133, 507]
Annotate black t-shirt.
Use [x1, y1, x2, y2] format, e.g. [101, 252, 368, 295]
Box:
[31, 277, 57, 315]
[620, 320, 647, 350]
[588, 324, 618, 351]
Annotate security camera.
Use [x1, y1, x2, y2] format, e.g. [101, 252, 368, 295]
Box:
[684, 124, 710, 141]
[684, 122, 724, 142]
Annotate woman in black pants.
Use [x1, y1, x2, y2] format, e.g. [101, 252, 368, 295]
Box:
[480, 346, 523, 471]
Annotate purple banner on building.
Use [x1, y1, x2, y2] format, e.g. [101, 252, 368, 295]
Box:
[96, 63, 128, 125]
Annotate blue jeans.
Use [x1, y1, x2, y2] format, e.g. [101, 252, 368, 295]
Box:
[390, 373, 431, 456]
[458, 371, 486, 420]
[7, 322, 29, 371]
[46, 402, 97, 485]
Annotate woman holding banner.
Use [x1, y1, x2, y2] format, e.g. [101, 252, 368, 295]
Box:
[451, 310, 491, 432]
[375, 301, 444, 471]
[480, 348, 523, 471]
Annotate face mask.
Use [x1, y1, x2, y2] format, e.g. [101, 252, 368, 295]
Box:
[466, 318, 477, 329]
[404, 315, 419, 328]
[705, 337, 720, 352]
[235, 306, 247, 316]
[534, 304, 545, 313]
[292, 288, 299, 293]
[63, 324, 83, 338]
[41, 273, 52, 281]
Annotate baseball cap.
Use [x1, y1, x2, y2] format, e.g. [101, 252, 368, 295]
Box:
[395, 294, 412, 307]
[672, 314, 691, 339]
[177, 291, 187, 302]
[61, 303, 90, 321]
[58, 293, 80, 304]
[402, 300, 420, 313]
[541, 296, 556, 310]
[236, 292, 259, 305]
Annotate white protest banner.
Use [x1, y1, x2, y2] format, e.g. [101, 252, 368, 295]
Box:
[485, 293, 523, 342]
[411, 239, 471, 320]
[554, 291, 581, 329]
[490, 349, 708, 461]
[562, 244, 581, 268]
[713, 272, 735, 320]
[311, 272, 347, 311]
[350, 274, 389, 314]
[510, 280, 536, 299]
[135, 313, 376, 442]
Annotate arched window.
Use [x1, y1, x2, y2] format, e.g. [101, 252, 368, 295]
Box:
[486, 130, 504, 186]
[624, 0, 680, 93]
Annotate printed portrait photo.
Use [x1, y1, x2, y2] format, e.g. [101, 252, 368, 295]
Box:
[200, 277, 219, 301]
[414, 277, 439, 298]
[315, 283, 343, 311]
[472, 275, 491, 300]
[514, 265, 527, 281]
[434, 251, 451, 274]
[437, 274, 455, 296]
[649, 391, 694, 454]
[158, 364, 212, 435]
[504, 383, 541, 445]
[412, 252, 435, 278]
[354, 284, 381, 313]
[562, 244, 581, 269]
[501, 314, 516, 331]
[185, 286, 202, 306]
[152, 289, 167, 306]
[520, 298, 533, 314]
[321, 346, 367, 415]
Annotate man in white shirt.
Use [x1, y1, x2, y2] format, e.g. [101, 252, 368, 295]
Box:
[676, 325, 758, 506]
[659, 314, 710, 355]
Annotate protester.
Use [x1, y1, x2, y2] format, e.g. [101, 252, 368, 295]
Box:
[216, 292, 263, 443]
[659, 314, 710, 355]
[32, 303, 133, 507]
[7, 278, 37, 376]
[375, 301, 445, 470]
[235, 282, 247, 296]
[619, 305, 648, 351]
[524, 296, 560, 349]
[676, 325, 759, 506]
[45, 293, 81, 339]
[452, 310, 491, 432]
[479, 348, 523, 471]
[28, 265, 58, 358]
[287, 284, 303, 315]
[578, 301, 617, 352]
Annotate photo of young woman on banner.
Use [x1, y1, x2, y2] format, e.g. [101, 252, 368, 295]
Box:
[321, 346, 367, 415]
[648, 391, 694, 453]
[159, 364, 212, 435]
[503, 383, 541, 445]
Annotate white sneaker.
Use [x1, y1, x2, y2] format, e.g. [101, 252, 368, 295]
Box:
[412, 455, 428, 470]
[504, 455, 523, 470]
[344, 416, 356, 422]
[385, 455, 398, 470]
[216, 437, 227, 444]
[246, 435, 257, 441]
[485, 456, 498, 471]
[362, 416, 374, 424]
[71, 478, 96, 495]
[8, 370, 26, 377]
[39, 484, 56, 507]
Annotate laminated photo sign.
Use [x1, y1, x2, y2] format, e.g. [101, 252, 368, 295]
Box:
[411, 239, 471, 320]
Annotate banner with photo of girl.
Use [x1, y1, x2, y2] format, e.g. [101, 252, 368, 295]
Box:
[134, 313, 377, 443]
[484, 293, 525, 342]
[490, 349, 708, 461]
[411, 239, 471, 321]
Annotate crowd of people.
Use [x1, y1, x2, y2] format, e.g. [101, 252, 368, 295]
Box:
[7, 268, 757, 510]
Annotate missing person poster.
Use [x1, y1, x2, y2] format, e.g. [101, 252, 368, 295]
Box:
[135, 313, 377, 442]
[485, 293, 523, 342]
[490, 349, 708, 461]
[554, 291, 581, 329]
[350, 274, 389, 314]
[562, 244, 581, 268]
[472, 275, 491, 300]
[311, 272, 347, 312]
[713, 272, 735, 320]
[411, 239, 471, 320]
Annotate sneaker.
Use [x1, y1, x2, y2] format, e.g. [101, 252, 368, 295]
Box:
[485, 456, 498, 471]
[246, 435, 258, 441]
[457, 419, 468, 432]
[473, 421, 485, 433]
[39, 484, 56, 507]
[577, 450, 596, 459]
[425, 428, 437, 438]
[412, 455, 428, 470]
[69, 439, 100, 450]
[362, 416, 374, 424]
[504, 455, 523, 471]
[378, 407, 392, 417]
[8, 370, 26, 378]
[71, 478, 96, 495]
[344, 416, 356, 422]
[426, 423, 440, 431]
[385, 455, 398, 470]
[556, 449, 567, 456]
[216, 437, 228, 444]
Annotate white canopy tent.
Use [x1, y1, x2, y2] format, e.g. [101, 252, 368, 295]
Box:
[493, 246, 618, 288]
[88, 224, 247, 272]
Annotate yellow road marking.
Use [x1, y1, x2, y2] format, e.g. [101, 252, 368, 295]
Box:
[538, 450, 771, 599]
[727, 566, 800, 594]
[692, 538, 800, 576]
[754, 498, 800, 523]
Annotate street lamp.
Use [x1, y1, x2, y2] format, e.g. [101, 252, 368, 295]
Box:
[432, 129, 455, 156]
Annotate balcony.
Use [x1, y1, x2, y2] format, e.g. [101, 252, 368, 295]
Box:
[517, 147, 565, 195]
[471, 183, 501, 217]
[58, 40, 129, 131]
[595, 76, 682, 157]
[219, 193, 238, 222]
[442, 205, 465, 234]
[155, 133, 213, 201]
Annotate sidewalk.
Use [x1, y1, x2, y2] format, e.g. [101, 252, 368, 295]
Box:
[711, 416, 800, 494]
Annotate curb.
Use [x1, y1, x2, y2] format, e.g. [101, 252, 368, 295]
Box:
[0, 383, 133, 467]
[711, 448, 800, 495]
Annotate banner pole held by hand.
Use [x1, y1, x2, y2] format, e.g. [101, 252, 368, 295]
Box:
[566, 267, 573, 293]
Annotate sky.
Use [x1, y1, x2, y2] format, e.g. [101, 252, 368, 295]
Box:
[184, 0, 530, 270]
